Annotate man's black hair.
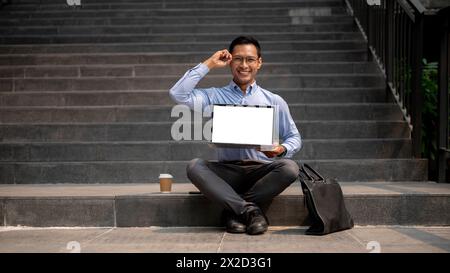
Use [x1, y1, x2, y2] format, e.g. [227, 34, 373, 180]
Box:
[229, 36, 261, 57]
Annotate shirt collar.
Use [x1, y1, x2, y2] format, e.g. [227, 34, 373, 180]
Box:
[228, 80, 258, 95]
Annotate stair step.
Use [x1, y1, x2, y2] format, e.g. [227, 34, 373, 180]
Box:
[0, 32, 364, 45]
[1, 7, 347, 18]
[0, 121, 411, 141]
[0, 50, 368, 65]
[11, 0, 342, 3]
[0, 40, 366, 54]
[0, 104, 404, 122]
[0, 62, 378, 78]
[0, 182, 448, 227]
[0, 23, 357, 36]
[0, 139, 413, 161]
[0, 15, 354, 26]
[0, 88, 386, 106]
[0, 74, 384, 91]
[4, 1, 343, 10]
[0, 159, 428, 184]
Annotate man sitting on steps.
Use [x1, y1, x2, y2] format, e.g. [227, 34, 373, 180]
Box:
[169, 36, 302, 235]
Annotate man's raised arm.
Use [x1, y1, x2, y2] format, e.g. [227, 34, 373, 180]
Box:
[168, 49, 232, 109]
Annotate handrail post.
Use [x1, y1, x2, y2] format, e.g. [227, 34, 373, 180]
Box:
[385, 0, 394, 97]
[366, 1, 373, 61]
[437, 9, 449, 183]
[411, 11, 424, 158]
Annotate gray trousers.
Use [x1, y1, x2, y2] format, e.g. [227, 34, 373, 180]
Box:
[186, 158, 299, 216]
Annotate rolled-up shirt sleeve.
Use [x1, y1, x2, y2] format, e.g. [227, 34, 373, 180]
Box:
[275, 95, 302, 158]
[169, 63, 212, 111]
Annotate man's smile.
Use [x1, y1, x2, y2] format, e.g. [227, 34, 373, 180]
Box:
[237, 70, 251, 75]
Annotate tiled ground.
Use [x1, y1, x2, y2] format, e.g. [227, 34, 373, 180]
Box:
[0, 226, 449, 253]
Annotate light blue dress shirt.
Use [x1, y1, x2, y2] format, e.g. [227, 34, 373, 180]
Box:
[169, 63, 302, 162]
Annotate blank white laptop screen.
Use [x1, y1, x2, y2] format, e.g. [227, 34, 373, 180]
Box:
[211, 104, 275, 147]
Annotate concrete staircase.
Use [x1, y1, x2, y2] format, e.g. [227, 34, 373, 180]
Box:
[0, 0, 447, 228]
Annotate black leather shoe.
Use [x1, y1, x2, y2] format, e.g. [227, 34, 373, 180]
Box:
[222, 210, 246, 234]
[243, 206, 269, 235]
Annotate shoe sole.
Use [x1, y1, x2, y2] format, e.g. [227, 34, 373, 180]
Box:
[226, 228, 247, 234]
[246, 225, 268, 235]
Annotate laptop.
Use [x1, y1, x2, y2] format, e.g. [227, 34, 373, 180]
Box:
[210, 104, 278, 149]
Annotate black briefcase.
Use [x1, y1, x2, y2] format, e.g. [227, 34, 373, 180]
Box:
[298, 163, 354, 235]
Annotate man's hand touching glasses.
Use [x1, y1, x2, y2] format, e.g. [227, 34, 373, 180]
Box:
[203, 49, 233, 70]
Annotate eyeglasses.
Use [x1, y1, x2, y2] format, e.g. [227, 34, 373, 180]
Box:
[231, 56, 259, 65]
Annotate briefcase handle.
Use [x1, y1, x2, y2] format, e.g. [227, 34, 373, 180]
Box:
[300, 164, 325, 182]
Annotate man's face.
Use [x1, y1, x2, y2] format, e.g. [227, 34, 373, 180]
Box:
[229, 44, 262, 89]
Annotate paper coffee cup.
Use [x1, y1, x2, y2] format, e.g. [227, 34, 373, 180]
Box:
[159, 174, 173, 193]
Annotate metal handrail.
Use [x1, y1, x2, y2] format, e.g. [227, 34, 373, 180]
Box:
[345, 0, 423, 156]
[345, 0, 449, 182]
[437, 7, 450, 182]
[408, 0, 427, 14]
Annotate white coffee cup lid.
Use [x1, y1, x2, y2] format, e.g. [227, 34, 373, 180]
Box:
[159, 174, 173, 179]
